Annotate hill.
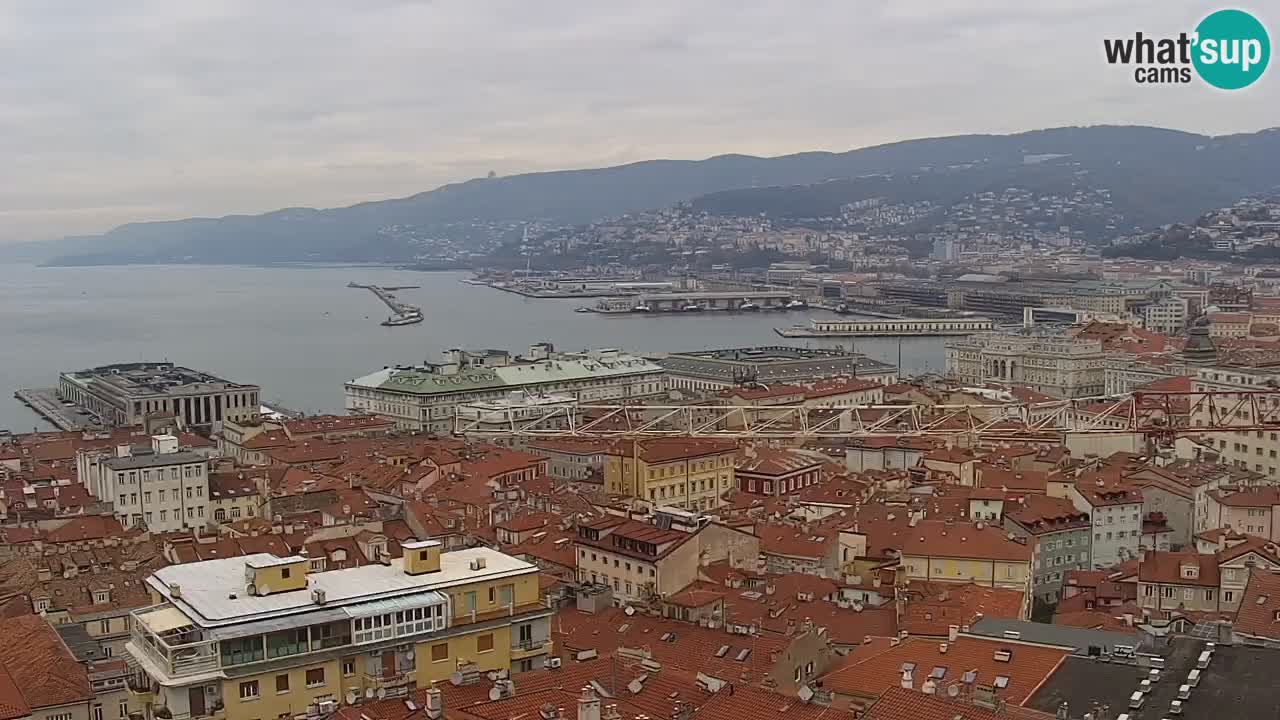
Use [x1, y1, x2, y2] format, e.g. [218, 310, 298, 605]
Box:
[11, 125, 1280, 266]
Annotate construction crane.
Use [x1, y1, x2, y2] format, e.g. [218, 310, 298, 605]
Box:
[453, 389, 1280, 441]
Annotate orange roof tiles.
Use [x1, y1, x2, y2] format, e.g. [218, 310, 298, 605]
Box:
[1234, 570, 1280, 642]
[0, 615, 93, 714]
[866, 686, 1055, 720]
[819, 635, 1070, 705]
[902, 521, 1032, 563]
[1138, 552, 1220, 587]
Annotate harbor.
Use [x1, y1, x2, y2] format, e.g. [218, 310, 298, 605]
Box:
[349, 282, 424, 326]
[13, 387, 103, 431]
[775, 316, 994, 337]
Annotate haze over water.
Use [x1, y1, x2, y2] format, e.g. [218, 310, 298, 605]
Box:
[0, 265, 946, 431]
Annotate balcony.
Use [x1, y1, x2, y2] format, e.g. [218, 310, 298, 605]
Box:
[363, 670, 416, 696]
[129, 606, 220, 681]
[510, 637, 553, 660]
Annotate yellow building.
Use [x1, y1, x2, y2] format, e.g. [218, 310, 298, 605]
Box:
[125, 542, 552, 720]
[898, 520, 1034, 615]
[207, 472, 263, 525]
[604, 439, 736, 511]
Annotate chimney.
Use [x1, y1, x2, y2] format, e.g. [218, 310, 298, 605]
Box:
[577, 686, 601, 720]
[403, 539, 443, 575]
[425, 685, 443, 720]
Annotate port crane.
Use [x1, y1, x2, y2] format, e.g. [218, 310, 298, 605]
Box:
[454, 389, 1280, 441]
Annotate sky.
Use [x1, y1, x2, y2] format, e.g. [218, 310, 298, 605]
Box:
[1, 0, 1276, 243]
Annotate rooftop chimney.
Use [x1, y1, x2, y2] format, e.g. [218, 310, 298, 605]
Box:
[578, 686, 602, 720]
[425, 685, 443, 720]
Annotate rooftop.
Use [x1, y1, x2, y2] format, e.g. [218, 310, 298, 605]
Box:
[657, 346, 896, 381]
[0, 615, 93, 718]
[146, 548, 536, 627]
[61, 362, 256, 396]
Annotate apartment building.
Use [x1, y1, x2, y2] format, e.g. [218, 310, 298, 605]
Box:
[735, 447, 824, 496]
[572, 515, 758, 605]
[345, 344, 666, 432]
[1003, 495, 1093, 604]
[79, 434, 210, 532]
[524, 439, 608, 483]
[899, 521, 1034, 605]
[1140, 295, 1188, 335]
[1069, 479, 1143, 569]
[1198, 486, 1280, 539]
[1137, 537, 1280, 618]
[603, 438, 736, 510]
[125, 543, 554, 720]
[58, 362, 260, 431]
[945, 333, 1107, 398]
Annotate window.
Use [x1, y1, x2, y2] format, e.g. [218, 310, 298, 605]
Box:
[477, 633, 494, 653]
[276, 675, 290, 693]
[119, 701, 128, 720]
[100, 619, 111, 633]
[1225, 591, 1235, 603]
[342, 660, 356, 677]
[239, 680, 260, 700]
[396, 604, 444, 636]
[431, 643, 449, 662]
[93, 705, 104, 720]
[354, 613, 395, 644]
[306, 668, 325, 688]
[49, 713, 73, 720]
[281, 567, 292, 579]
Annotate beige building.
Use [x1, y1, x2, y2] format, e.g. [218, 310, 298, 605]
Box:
[1198, 486, 1280, 540]
[573, 515, 758, 605]
[58, 362, 259, 431]
[945, 333, 1107, 398]
[604, 438, 737, 511]
[899, 521, 1035, 609]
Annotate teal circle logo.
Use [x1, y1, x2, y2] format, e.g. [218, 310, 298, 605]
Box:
[1192, 9, 1270, 89]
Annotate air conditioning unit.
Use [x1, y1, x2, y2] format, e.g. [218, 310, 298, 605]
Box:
[547, 657, 562, 669]
[317, 701, 337, 714]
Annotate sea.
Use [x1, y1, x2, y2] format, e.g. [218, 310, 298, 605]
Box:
[0, 264, 947, 431]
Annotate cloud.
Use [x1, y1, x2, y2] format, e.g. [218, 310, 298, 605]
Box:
[0, 0, 1275, 242]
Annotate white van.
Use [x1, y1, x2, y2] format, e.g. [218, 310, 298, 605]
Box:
[1187, 669, 1201, 687]
[1177, 684, 1192, 700]
[1129, 691, 1146, 709]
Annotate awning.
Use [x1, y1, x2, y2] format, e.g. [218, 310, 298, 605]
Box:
[138, 606, 196, 634]
[343, 591, 447, 619]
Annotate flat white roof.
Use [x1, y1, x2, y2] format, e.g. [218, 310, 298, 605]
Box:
[148, 548, 535, 628]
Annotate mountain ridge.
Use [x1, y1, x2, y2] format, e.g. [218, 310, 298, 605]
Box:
[9, 124, 1279, 266]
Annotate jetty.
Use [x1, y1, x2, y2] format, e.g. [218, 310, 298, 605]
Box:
[13, 387, 103, 431]
[349, 283, 423, 326]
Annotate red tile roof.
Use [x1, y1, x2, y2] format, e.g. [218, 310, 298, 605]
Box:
[903, 521, 1032, 563]
[0, 615, 92, 715]
[865, 686, 1055, 720]
[1137, 552, 1220, 587]
[1235, 570, 1280, 642]
[606, 438, 738, 464]
[737, 448, 824, 476]
[819, 635, 1070, 705]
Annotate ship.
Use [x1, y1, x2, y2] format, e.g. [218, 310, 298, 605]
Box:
[632, 303, 653, 313]
[738, 298, 761, 311]
[785, 298, 808, 309]
[681, 303, 703, 312]
[381, 311, 424, 327]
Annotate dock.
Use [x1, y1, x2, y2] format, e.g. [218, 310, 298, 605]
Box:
[775, 316, 994, 337]
[349, 282, 423, 324]
[13, 387, 103, 431]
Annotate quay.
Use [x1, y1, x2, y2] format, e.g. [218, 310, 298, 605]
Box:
[348, 282, 423, 325]
[13, 387, 103, 431]
[590, 290, 801, 314]
[775, 316, 994, 337]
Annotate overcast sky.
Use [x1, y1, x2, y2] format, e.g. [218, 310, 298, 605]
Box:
[1, 1, 1275, 243]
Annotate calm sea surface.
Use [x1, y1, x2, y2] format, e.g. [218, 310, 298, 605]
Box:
[0, 265, 946, 431]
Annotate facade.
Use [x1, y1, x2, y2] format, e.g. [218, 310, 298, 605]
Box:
[735, 448, 824, 496]
[1198, 487, 1280, 540]
[657, 346, 897, 393]
[1192, 367, 1280, 479]
[58, 363, 259, 431]
[125, 544, 554, 720]
[206, 472, 262, 525]
[1140, 295, 1188, 335]
[603, 439, 737, 511]
[524, 439, 608, 483]
[1003, 495, 1093, 604]
[454, 392, 578, 445]
[1069, 480, 1143, 569]
[345, 345, 666, 432]
[80, 435, 211, 532]
[945, 333, 1107, 398]
[573, 515, 758, 606]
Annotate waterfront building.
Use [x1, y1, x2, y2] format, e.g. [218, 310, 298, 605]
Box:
[945, 333, 1107, 398]
[657, 346, 897, 393]
[125, 544, 553, 720]
[345, 344, 665, 433]
[58, 363, 260, 431]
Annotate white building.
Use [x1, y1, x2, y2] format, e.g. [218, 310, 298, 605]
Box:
[1069, 479, 1143, 569]
[345, 344, 666, 432]
[82, 434, 210, 532]
[455, 392, 577, 446]
[945, 333, 1107, 398]
[1140, 296, 1189, 335]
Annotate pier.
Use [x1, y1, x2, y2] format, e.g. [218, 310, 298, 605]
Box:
[349, 283, 423, 325]
[775, 316, 994, 337]
[13, 387, 103, 431]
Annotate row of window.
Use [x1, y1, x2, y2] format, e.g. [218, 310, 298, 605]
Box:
[88, 700, 130, 720]
[353, 605, 447, 644]
[126, 506, 205, 525]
